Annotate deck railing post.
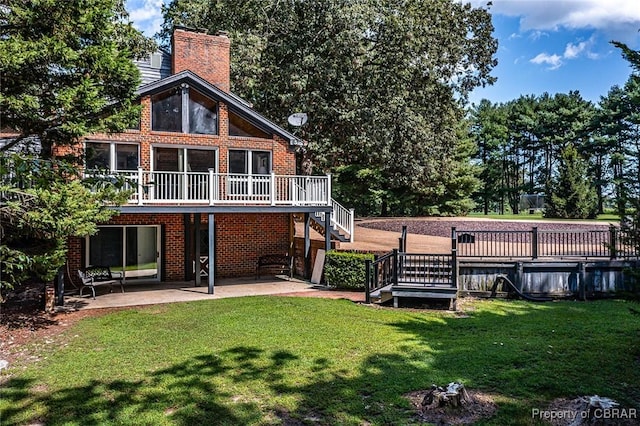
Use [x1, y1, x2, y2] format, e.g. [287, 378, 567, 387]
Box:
[609, 225, 618, 259]
[392, 248, 399, 286]
[137, 167, 144, 206]
[349, 208, 355, 243]
[326, 173, 332, 206]
[532, 227, 538, 259]
[270, 172, 276, 206]
[451, 227, 458, 253]
[365, 259, 371, 304]
[451, 227, 458, 289]
[208, 168, 215, 206]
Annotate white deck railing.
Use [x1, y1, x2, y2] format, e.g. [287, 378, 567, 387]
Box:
[96, 168, 332, 207]
[87, 168, 355, 241]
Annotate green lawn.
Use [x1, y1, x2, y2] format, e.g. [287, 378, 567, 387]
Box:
[1, 298, 639, 425]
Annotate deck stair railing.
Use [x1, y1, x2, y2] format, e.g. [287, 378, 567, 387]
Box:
[365, 249, 456, 303]
[313, 198, 355, 243]
[452, 226, 639, 259]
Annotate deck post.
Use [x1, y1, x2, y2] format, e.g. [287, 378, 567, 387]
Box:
[349, 208, 355, 243]
[365, 259, 371, 304]
[194, 213, 201, 287]
[392, 248, 399, 287]
[578, 262, 586, 301]
[324, 210, 331, 252]
[184, 213, 191, 280]
[451, 227, 457, 252]
[609, 225, 617, 259]
[208, 213, 215, 294]
[532, 227, 538, 259]
[304, 212, 311, 278]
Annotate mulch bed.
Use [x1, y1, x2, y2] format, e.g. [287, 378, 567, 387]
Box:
[360, 218, 610, 239]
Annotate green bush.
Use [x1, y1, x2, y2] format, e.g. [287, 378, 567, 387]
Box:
[324, 251, 375, 290]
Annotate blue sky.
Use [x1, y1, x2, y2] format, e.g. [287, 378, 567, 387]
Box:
[126, 0, 640, 106]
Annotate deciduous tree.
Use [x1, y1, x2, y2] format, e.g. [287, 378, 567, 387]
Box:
[161, 0, 497, 215]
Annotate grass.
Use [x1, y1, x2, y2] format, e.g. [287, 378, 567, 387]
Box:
[468, 211, 620, 222]
[1, 298, 639, 425]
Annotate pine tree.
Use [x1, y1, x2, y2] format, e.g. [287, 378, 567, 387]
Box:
[544, 144, 598, 219]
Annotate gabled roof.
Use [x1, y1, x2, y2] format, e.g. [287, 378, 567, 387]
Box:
[136, 70, 303, 147]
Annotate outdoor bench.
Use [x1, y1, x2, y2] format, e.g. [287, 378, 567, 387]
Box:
[256, 254, 293, 279]
[78, 265, 124, 299]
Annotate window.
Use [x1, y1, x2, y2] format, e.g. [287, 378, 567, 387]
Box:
[151, 86, 217, 134]
[228, 111, 270, 138]
[189, 91, 217, 134]
[151, 88, 182, 132]
[88, 226, 160, 281]
[229, 150, 271, 174]
[86, 142, 139, 171]
[153, 147, 217, 172]
[228, 150, 271, 197]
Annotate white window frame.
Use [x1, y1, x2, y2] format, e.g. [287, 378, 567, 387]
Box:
[85, 141, 140, 172]
[228, 149, 272, 175]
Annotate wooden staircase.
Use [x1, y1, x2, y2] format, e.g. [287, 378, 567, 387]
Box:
[367, 250, 458, 310]
[294, 198, 354, 243]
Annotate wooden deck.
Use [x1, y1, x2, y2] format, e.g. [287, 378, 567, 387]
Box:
[366, 251, 458, 310]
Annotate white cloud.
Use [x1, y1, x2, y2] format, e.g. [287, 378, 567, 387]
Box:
[471, 0, 640, 31]
[530, 52, 563, 70]
[564, 41, 587, 59]
[126, 0, 164, 36]
[528, 30, 549, 41]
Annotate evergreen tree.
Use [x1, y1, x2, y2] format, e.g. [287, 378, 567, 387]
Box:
[0, 0, 153, 290]
[544, 144, 598, 219]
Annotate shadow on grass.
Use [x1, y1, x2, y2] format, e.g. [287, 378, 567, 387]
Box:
[2, 300, 639, 425]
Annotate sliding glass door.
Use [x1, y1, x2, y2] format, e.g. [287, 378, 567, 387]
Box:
[88, 225, 160, 281]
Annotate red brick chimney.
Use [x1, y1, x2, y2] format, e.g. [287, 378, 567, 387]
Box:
[171, 27, 230, 92]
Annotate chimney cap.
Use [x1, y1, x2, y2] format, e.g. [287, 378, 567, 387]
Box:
[173, 25, 208, 34]
[216, 30, 229, 37]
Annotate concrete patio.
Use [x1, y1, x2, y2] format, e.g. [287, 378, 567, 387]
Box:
[63, 276, 364, 310]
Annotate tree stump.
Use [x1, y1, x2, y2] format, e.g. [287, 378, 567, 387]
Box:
[421, 382, 471, 409]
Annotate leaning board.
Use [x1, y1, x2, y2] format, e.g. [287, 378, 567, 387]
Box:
[311, 249, 326, 284]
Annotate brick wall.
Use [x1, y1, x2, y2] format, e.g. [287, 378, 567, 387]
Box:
[68, 213, 293, 282]
[84, 96, 296, 174]
[200, 213, 292, 277]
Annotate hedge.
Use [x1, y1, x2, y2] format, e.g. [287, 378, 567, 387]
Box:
[324, 250, 375, 290]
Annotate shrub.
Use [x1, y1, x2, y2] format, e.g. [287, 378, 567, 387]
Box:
[324, 251, 375, 290]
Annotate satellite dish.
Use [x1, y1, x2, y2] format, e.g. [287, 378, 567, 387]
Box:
[287, 112, 308, 127]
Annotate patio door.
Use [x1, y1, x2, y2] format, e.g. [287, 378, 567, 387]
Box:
[87, 225, 160, 281]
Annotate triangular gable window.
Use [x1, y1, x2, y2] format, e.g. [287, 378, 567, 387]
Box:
[228, 110, 270, 139]
[151, 86, 218, 135]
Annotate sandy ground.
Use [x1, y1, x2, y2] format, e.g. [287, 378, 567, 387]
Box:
[339, 224, 451, 253]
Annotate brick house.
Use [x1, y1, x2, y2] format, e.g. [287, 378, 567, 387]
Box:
[62, 27, 354, 293]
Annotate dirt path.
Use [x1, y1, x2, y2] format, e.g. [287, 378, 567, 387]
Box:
[339, 224, 451, 253]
